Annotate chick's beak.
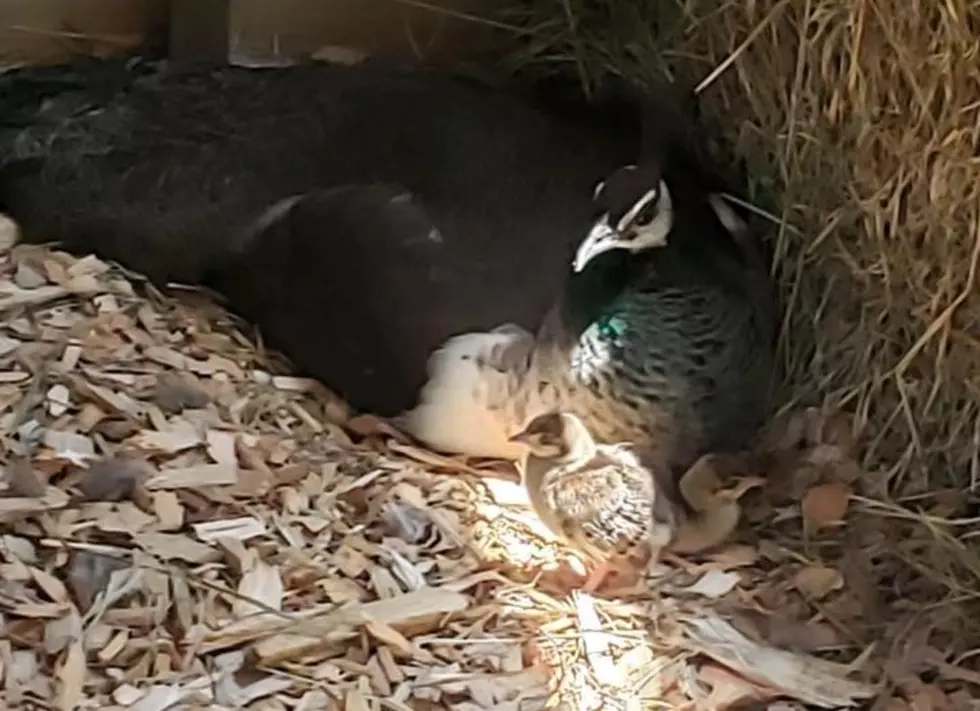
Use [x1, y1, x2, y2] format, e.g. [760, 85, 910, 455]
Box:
[507, 429, 530, 444]
[573, 221, 623, 273]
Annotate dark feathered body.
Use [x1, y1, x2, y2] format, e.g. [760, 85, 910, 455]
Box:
[0, 55, 640, 415]
[0, 55, 777, 467]
[0, 57, 637, 281]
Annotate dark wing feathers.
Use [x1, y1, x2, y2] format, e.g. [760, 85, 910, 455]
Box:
[207, 184, 568, 415]
[1, 58, 636, 290]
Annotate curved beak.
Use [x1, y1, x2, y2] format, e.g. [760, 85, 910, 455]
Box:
[508, 420, 537, 443]
[572, 221, 622, 273]
[507, 430, 530, 444]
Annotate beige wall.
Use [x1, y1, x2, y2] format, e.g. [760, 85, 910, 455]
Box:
[0, 0, 503, 65]
[0, 0, 165, 63]
[232, 0, 501, 64]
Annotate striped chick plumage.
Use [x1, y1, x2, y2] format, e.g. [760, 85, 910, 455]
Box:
[511, 412, 676, 568]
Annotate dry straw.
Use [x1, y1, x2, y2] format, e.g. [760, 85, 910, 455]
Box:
[498, 0, 980, 496]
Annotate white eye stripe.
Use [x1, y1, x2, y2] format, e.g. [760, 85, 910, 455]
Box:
[593, 180, 606, 199]
[615, 187, 660, 233]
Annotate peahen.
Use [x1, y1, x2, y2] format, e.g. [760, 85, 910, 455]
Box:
[401, 148, 777, 474]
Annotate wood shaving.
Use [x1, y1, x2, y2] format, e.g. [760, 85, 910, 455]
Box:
[0, 239, 959, 711]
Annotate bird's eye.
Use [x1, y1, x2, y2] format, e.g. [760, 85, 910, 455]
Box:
[633, 204, 656, 227]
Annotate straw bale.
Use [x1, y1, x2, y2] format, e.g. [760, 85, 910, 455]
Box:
[498, 0, 980, 494]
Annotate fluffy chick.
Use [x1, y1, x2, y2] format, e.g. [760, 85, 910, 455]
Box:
[668, 454, 744, 555]
[509, 411, 676, 588]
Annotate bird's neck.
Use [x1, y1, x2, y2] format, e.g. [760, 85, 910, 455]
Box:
[540, 249, 638, 345]
[562, 433, 597, 464]
[521, 443, 596, 528]
[519, 456, 567, 532]
[522, 445, 593, 480]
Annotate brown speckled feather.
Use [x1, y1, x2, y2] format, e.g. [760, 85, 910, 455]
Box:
[522, 443, 662, 563]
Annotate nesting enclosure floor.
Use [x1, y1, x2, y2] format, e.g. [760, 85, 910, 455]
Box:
[0, 232, 975, 710]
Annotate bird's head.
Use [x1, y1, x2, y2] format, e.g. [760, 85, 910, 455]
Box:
[508, 411, 597, 463]
[572, 162, 673, 273]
